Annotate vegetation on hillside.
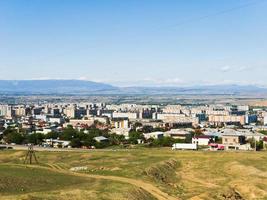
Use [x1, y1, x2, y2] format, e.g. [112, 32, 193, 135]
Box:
[1, 149, 267, 199]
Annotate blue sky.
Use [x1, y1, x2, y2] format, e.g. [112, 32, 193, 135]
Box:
[0, 0, 267, 86]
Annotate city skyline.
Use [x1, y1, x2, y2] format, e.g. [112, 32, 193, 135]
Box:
[1, 0, 267, 86]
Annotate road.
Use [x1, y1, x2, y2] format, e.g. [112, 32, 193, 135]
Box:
[4, 144, 129, 152]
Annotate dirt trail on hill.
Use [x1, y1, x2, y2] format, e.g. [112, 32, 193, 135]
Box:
[74, 173, 178, 200]
[14, 164, 178, 200]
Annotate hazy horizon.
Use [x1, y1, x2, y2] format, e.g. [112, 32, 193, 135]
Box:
[0, 79, 266, 89]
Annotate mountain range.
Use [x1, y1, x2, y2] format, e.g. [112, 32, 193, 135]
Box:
[0, 80, 266, 95]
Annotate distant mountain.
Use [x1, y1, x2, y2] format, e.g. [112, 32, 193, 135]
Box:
[0, 80, 117, 94]
[0, 80, 266, 96]
[120, 84, 267, 95]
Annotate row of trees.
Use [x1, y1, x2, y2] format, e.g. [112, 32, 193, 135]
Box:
[1, 126, 188, 148]
[127, 130, 186, 147]
[0, 126, 117, 148]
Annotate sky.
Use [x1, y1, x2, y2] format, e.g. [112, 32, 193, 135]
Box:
[0, 0, 267, 87]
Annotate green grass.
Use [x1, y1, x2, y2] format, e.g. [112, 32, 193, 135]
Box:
[0, 158, 155, 200]
[0, 165, 89, 195]
[1, 149, 267, 199]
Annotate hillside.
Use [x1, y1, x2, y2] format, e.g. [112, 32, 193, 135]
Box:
[0, 149, 267, 200]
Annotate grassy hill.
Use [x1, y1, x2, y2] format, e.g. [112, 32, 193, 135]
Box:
[0, 149, 267, 200]
[0, 165, 153, 200]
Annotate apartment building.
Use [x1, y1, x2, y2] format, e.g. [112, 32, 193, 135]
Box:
[112, 112, 139, 120]
[162, 105, 182, 114]
[209, 115, 246, 125]
[111, 118, 129, 129]
[0, 105, 13, 117]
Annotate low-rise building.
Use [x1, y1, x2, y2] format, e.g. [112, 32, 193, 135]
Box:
[66, 119, 94, 127]
[110, 128, 131, 138]
[43, 139, 70, 148]
[94, 136, 108, 143]
[192, 135, 211, 146]
[143, 131, 164, 140]
[48, 117, 64, 124]
[222, 134, 251, 150]
[164, 129, 191, 139]
[36, 127, 57, 135]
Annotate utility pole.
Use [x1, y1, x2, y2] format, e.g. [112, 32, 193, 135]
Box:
[24, 144, 38, 164]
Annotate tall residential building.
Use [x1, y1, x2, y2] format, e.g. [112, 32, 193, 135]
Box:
[111, 118, 129, 129]
[0, 105, 13, 117]
[64, 106, 76, 118]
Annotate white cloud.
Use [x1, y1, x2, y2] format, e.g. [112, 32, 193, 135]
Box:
[77, 76, 88, 80]
[220, 65, 231, 72]
[236, 66, 251, 72]
[219, 65, 252, 73]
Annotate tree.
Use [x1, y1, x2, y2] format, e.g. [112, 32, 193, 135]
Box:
[151, 137, 178, 147]
[95, 141, 108, 149]
[3, 127, 16, 136]
[153, 127, 165, 132]
[256, 141, 264, 151]
[185, 133, 194, 143]
[60, 126, 78, 140]
[27, 133, 44, 145]
[109, 133, 125, 145]
[142, 126, 153, 133]
[88, 128, 102, 137]
[77, 127, 106, 147]
[248, 138, 256, 149]
[45, 131, 60, 139]
[133, 122, 142, 130]
[248, 138, 264, 151]
[259, 130, 267, 135]
[5, 132, 25, 144]
[70, 138, 82, 148]
[128, 131, 144, 144]
[83, 137, 96, 147]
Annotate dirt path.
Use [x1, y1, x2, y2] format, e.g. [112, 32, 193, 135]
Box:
[73, 172, 178, 200]
[13, 164, 178, 200]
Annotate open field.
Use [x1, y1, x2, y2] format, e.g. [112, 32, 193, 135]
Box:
[0, 149, 267, 200]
